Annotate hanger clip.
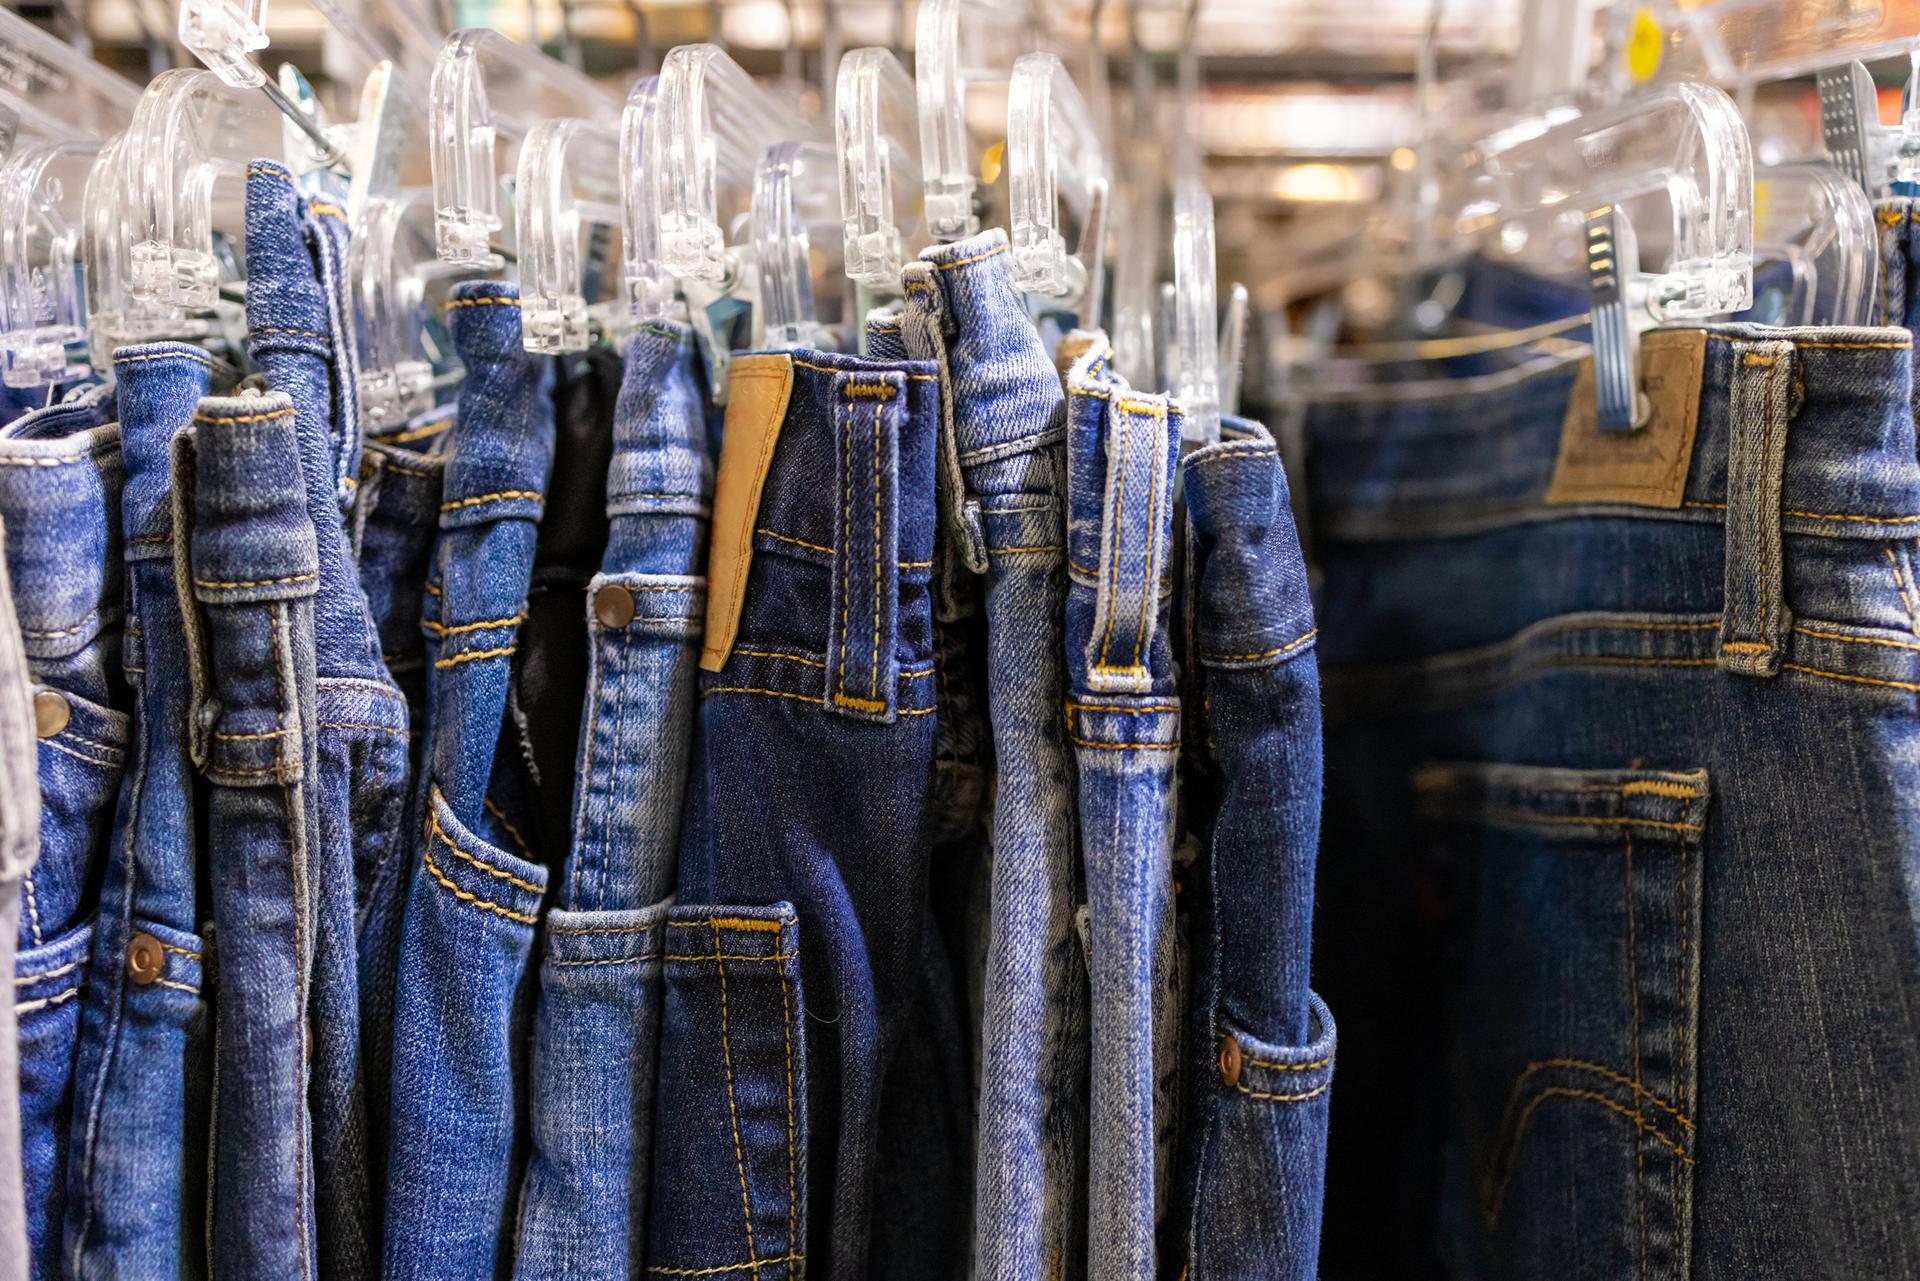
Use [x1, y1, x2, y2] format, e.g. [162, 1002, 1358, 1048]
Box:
[1817, 60, 1879, 196]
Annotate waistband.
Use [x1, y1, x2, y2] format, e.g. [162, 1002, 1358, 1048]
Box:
[441, 281, 553, 530]
[608, 322, 709, 552]
[114, 342, 226, 558]
[1303, 324, 1920, 542]
[0, 396, 123, 677]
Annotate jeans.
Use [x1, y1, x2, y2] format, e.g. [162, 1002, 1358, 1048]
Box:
[1060, 340, 1182, 1281]
[384, 281, 554, 1281]
[175, 386, 323, 1280]
[1166, 418, 1334, 1280]
[0, 515, 44, 1281]
[897, 230, 1087, 1280]
[64, 343, 225, 1280]
[515, 322, 709, 1280]
[656, 347, 966, 1280]
[354, 409, 451, 739]
[0, 386, 126, 1281]
[1307, 323, 1920, 1278]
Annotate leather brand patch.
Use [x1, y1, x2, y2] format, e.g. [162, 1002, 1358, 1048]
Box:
[701, 354, 795, 671]
[1544, 329, 1707, 509]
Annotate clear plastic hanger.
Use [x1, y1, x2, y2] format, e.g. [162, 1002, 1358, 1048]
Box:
[835, 46, 924, 289]
[0, 10, 143, 388]
[752, 139, 847, 349]
[620, 75, 673, 322]
[1007, 51, 1108, 322]
[1105, 0, 1159, 388]
[915, 0, 1030, 243]
[427, 27, 614, 268]
[1631, 0, 1917, 89]
[516, 115, 623, 352]
[1749, 162, 1876, 326]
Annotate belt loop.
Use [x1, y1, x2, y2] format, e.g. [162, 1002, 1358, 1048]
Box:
[901, 259, 988, 610]
[826, 368, 906, 720]
[1086, 391, 1179, 695]
[169, 426, 216, 767]
[1717, 338, 1795, 676]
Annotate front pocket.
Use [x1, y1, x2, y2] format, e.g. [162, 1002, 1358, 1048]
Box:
[1415, 762, 1707, 1281]
[645, 904, 806, 1281]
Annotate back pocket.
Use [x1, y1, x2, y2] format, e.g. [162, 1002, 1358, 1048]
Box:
[646, 904, 805, 1281]
[1415, 763, 1706, 1281]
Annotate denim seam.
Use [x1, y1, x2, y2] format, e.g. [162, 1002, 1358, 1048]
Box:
[711, 922, 760, 1270]
[270, 600, 312, 1281]
[440, 491, 542, 512]
[14, 985, 79, 1015]
[701, 685, 934, 714]
[1200, 628, 1319, 666]
[777, 941, 798, 1259]
[45, 738, 120, 769]
[434, 645, 516, 670]
[418, 845, 537, 925]
[1885, 544, 1920, 637]
[427, 809, 542, 892]
[19, 875, 39, 944]
[649, 1255, 805, 1276]
[1484, 1088, 1693, 1228]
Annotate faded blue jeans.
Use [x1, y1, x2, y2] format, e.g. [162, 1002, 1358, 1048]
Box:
[0, 385, 126, 1281]
[1308, 324, 1920, 1278]
[65, 343, 224, 1280]
[383, 282, 555, 1281]
[514, 322, 709, 1279]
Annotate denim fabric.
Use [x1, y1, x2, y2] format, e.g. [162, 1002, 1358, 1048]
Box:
[1306, 325, 1920, 1279]
[0, 517, 42, 1281]
[384, 281, 554, 1281]
[1061, 341, 1182, 1281]
[173, 387, 322, 1281]
[898, 230, 1088, 1280]
[658, 347, 966, 1281]
[1165, 419, 1334, 1280]
[65, 343, 225, 1280]
[354, 410, 451, 739]
[514, 323, 709, 1280]
[0, 387, 126, 1281]
[243, 165, 413, 1278]
[516, 346, 619, 864]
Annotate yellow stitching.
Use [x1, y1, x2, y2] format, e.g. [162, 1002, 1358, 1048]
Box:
[1204, 629, 1320, 663]
[214, 727, 293, 741]
[445, 296, 521, 308]
[244, 164, 287, 177]
[900, 559, 932, 569]
[776, 927, 799, 1256]
[428, 809, 544, 892]
[871, 397, 882, 702]
[156, 941, 201, 959]
[712, 922, 760, 1273]
[1720, 641, 1771, 653]
[1685, 497, 1920, 524]
[1070, 735, 1180, 751]
[839, 405, 853, 703]
[440, 490, 542, 511]
[423, 581, 441, 596]
[1134, 403, 1163, 668]
[377, 459, 437, 479]
[1068, 701, 1182, 714]
[735, 648, 826, 669]
[482, 796, 537, 862]
[1885, 545, 1920, 637]
[1505, 1059, 1694, 1130]
[1465, 810, 1702, 834]
[934, 243, 1009, 271]
[155, 977, 199, 995]
[114, 350, 214, 369]
[385, 419, 452, 444]
[647, 1257, 805, 1277]
[1791, 624, 1920, 653]
[191, 408, 295, 425]
[1781, 662, 1920, 692]
[843, 383, 896, 399]
[1234, 1078, 1329, 1103]
[702, 684, 933, 713]
[307, 201, 345, 218]
[834, 693, 888, 713]
[1741, 353, 1776, 367]
[791, 356, 934, 382]
[14, 986, 80, 1015]
[434, 645, 516, 670]
[423, 609, 526, 638]
[1098, 402, 1132, 667]
[41, 739, 120, 768]
[317, 721, 412, 738]
[193, 572, 315, 589]
[1245, 1053, 1333, 1071]
[420, 845, 537, 924]
[1484, 1086, 1692, 1226]
[1618, 780, 1703, 801]
[758, 528, 833, 555]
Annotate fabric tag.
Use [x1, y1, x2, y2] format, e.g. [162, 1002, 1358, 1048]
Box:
[701, 354, 795, 671]
[1545, 329, 1707, 508]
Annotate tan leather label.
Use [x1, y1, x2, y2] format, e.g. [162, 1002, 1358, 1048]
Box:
[1544, 330, 1707, 508]
[701, 354, 795, 671]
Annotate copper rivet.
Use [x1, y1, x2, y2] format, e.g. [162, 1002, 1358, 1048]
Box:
[127, 933, 164, 986]
[1217, 1034, 1242, 1088]
[593, 584, 636, 629]
[32, 690, 68, 739]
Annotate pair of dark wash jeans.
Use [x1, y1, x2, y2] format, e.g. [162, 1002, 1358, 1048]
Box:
[514, 321, 709, 1279]
[895, 230, 1089, 1281]
[64, 343, 224, 1280]
[1307, 324, 1920, 1279]
[1165, 416, 1334, 1281]
[657, 346, 968, 1280]
[0, 385, 125, 1281]
[383, 282, 555, 1281]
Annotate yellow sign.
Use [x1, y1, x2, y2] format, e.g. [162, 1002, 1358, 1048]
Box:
[1626, 7, 1665, 84]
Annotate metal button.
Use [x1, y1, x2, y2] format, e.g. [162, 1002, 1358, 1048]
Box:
[32, 690, 68, 739]
[593, 583, 636, 629]
[127, 933, 165, 986]
[1217, 1034, 1242, 1088]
